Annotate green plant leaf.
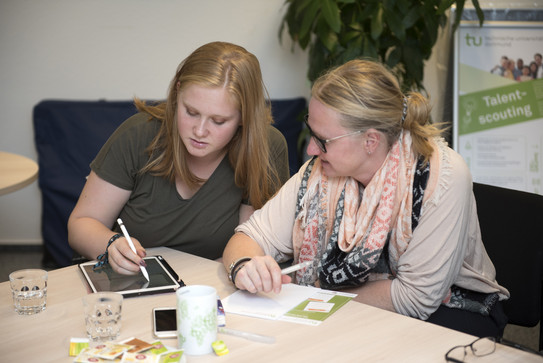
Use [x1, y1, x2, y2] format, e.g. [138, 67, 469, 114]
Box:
[298, 30, 312, 49]
[358, 1, 378, 22]
[402, 40, 424, 87]
[280, 0, 486, 91]
[340, 30, 362, 44]
[293, 0, 314, 18]
[298, 1, 321, 41]
[362, 35, 378, 59]
[422, 11, 440, 46]
[471, 0, 485, 27]
[278, 1, 295, 44]
[322, 30, 340, 52]
[315, 16, 340, 52]
[402, 6, 420, 29]
[348, 21, 363, 32]
[452, 0, 464, 31]
[371, 5, 384, 40]
[436, 0, 455, 15]
[320, 0, 342, 33]
[279, 0, 308, 46]
[340, 36, 363, 63]
[308, 41, 331, 82]
[395, 0, 410, 15]
[384, 8, 406, 42]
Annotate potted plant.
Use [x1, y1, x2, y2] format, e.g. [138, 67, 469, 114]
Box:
[279, 0, 484, 92]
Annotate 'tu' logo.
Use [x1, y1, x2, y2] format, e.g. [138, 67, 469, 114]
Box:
[465, 33, 482, 47]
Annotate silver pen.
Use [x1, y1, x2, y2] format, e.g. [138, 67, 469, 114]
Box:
[281, 260, 312, 275]
[117, 218, 150, 281]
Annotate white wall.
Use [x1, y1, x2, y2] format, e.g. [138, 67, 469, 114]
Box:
[0, 0, 310, 245]
[0, 0, 449, 245]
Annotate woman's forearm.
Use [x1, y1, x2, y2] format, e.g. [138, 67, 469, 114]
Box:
[67, 216, 118, 260]
[341, 279, 396, 312]
[67, 171, 132, 261]
[222, 232, 265, 271]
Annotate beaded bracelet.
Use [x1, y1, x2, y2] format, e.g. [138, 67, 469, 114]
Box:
[93, 233, 122, 270]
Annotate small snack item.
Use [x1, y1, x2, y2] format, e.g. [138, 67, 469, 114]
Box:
[73, 347, 120, 362]
[158, 350, 184, 363]
[119, 337, 153, 353]
[212, 340, 229, 356]
[120, 352, 156, 362]
[87, 343, 132, 360]
[148, 341, 169, 355]
[69, 338, 90, 356]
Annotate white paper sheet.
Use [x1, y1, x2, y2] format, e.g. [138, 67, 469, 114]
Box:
[221, 283, 320, 320]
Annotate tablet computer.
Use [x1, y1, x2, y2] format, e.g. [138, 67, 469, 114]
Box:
[79, 255, 185, 297]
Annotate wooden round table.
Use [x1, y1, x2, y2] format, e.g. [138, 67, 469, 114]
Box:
[0, 151, 39, 196]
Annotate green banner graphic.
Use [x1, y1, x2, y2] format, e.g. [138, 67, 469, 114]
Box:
[458, 79, 543, 135]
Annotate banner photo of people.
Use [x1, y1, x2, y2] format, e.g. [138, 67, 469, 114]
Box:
[454, 17, 543, 195]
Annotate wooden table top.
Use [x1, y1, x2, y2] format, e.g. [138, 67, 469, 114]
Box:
[0, 247, 540, 362]
[0, 151, 38, 196]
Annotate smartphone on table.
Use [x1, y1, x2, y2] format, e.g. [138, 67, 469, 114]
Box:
[152, 299, 225, 339]
[152, 307, 177, 339]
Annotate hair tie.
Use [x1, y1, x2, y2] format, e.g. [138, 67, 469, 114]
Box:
[400, 96, 408, 125]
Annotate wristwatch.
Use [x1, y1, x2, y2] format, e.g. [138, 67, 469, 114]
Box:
[228, 257, 252, 282]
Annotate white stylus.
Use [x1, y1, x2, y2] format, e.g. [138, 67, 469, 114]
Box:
[117, 218, 150, 281]
[280, 260, 312, 275]
[218, 327, 276, 344]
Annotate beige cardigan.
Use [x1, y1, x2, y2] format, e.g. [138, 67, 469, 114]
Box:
[236, 143, 509, 320]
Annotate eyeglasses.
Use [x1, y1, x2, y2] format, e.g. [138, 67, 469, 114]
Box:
[445, 337, 496, 362]
[304, 115, 362, 153]
[445, 336, 543, 362]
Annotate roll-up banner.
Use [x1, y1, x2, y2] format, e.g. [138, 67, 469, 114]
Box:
[453, 8, 543, 195]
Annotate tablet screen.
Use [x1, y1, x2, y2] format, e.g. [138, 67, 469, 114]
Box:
[79, 256, 182, 297]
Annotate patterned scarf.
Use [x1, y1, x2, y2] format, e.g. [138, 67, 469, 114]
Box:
[292, 130, 429, 288]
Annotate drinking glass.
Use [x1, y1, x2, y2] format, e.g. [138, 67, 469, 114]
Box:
[9, 269, 48, 315]
[83, 292, 123, 341]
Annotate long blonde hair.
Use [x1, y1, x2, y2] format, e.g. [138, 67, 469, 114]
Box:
[136, 41, 280, 209]
[312, 59, 443, 162]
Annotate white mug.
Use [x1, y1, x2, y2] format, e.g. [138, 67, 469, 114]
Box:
[176, 285, 217, 355]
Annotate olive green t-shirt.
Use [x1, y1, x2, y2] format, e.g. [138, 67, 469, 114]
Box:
[91, 112, 289, 260]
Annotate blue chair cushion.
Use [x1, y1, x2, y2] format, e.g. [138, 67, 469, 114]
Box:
[33, 98, 305, 267]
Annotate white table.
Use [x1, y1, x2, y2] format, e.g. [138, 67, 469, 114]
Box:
[0, 151, 39, 196]
[0, 247, 540, 362]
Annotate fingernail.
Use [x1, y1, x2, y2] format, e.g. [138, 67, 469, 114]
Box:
[140, 260, 147, 267]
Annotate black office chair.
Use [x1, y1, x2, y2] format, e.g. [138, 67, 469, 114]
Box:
[473, 182, 543, 351]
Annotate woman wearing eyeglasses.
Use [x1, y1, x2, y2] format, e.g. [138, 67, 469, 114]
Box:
[223, 59, 510, 338]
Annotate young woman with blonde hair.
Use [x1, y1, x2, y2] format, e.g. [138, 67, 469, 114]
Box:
[68, 42, 289, 274]
[223, 59, 509, 338]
